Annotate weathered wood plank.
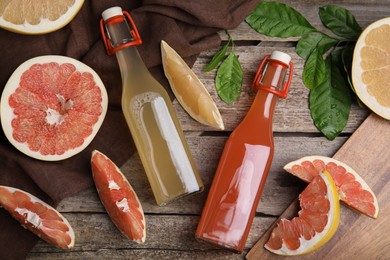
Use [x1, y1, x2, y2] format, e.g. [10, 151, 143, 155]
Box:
[57, 135, 347, 216]
[180, 46, 370, 132]
[219, 1, 390, 41]
[29, 214, 276, 254]
[29, 249, 249, 260]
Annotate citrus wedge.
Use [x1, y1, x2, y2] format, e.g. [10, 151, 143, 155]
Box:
[265, 171, 340, 255]
[0, 0, 85, 34]
[284, 156, 379, 218]
[0, 55, 108, 161]
[0, 185, 75, 249]
[352, 17, 390, 119]
[161, 40, 224, 130]
[91, 150, 146, 244]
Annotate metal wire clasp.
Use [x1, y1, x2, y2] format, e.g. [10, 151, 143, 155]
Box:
[251, 55, 294, 99]
[100, 10, 142, 55]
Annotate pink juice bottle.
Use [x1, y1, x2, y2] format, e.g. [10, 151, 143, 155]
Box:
[196, 51, 293, 252]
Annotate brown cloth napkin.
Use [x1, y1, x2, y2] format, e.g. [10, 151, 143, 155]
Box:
[0, 0, 258, 259]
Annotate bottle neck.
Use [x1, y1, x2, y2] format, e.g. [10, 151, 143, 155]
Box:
[249, 90, 278, 123]
[105, 19, 147, 74]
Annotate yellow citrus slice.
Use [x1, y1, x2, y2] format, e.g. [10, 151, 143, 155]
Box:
[284, 156, 379, 218]
[161, 40, 224, 130]
[0, 185, 75, 249]
[352, 17, 390, 119]
[0, 0, 85, 34]
[265, 170, 340, 255]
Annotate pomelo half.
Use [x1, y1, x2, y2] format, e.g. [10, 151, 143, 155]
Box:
[91, 150, 146, 243]
[265, 171, 340, 255]
[351, 17, 390, 119]
[284, 155, 379, 218]
[0, 55, 108, 161]
[0, 0, 85, 34]
[0, 185, 75, 249]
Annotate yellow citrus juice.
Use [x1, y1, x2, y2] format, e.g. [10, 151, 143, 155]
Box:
[104, 11, 203, 206]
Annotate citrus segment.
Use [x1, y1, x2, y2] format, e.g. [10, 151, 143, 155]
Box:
[0, 0, 85, 34]
[352, 17, 390, 119]
[1, 55, 108, 161]
[265, 171, 340, 255]
[161, 40, 224, 130]
[91, 150, 146, 244]
[284, 155, 379, 218]
[0, 185, 75, 249]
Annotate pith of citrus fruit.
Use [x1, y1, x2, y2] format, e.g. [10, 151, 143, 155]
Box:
[91, 150, 146, 244]
[0, 185, 75, 249]
[265, 171, 340, 255]
[0, 55, 108, 161]
[284, 155, 379, 219]
[161, 40, 225, 130]
[0, 0, 85, 34]
[352, 17, 390, 120]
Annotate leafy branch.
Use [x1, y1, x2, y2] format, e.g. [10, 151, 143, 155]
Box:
[246, 2, 363, 140]
[203, 31, 243, 105]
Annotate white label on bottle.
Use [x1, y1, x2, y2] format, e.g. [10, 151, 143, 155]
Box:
[151, 96, 199, 193]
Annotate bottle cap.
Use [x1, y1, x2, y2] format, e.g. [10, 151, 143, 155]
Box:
[102, 6, 123, 21]
[270, 51, 291, 66]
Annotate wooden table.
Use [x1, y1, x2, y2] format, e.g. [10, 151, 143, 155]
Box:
[28, 0, 389, 259]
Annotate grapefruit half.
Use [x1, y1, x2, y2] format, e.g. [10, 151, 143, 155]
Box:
[0, 55, 108, 161]
[351, 17, 390, 119]
[0, 0, 85, 34]
[265, 171, 340, 255]
[0, 185, 75, 249]
[91, 150, 146, 243]
[284, 156, 379, 218]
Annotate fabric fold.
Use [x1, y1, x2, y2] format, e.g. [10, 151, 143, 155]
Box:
[0, 1, 259, 259]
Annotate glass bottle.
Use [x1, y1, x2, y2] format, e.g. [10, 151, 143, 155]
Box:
[100, 7, 203, 206]
[195, 51, 293, 252]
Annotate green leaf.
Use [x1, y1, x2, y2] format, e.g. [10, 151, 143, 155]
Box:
[296, 32, 338, 59]
[216, 52, 243, 105]
[319, 5, 362, 40]
[303, 49, 327, 89]
[310, 57, 351, 140]
[204, 39, 231, 72]
[246, 1, 317, 38]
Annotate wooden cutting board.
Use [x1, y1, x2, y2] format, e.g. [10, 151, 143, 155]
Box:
[247, 113, 390, 259]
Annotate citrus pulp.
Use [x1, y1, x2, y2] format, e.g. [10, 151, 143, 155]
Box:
[0, 0, 85, 34]
[265, 171, 340, 255]
[352, 17, 390, 119]
[0, 55, 108, 161]
[91, 150, 146, 243]
[0, 185, 75, 249]
[284, 155, 379, 218]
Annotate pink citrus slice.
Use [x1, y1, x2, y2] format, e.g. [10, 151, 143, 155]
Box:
[284, 155, 379, 218]
[91, 150, 146, 243]
[0, 185, 75, 249]
[0, 55, 108, 161]
[265, 171, 340, 255]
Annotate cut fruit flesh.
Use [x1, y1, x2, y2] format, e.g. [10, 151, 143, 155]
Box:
[0, 55, 108, 161]
[352, 17, 390, 120]
[0, 0, 85, 34]
[284, 155, 379, 218]
[0, 185, 75, 249]
[91, 150, 146, 243]
[161, 40, 224, 130]
[265, 171, 340, 255]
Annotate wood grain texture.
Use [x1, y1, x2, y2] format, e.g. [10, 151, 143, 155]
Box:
[246, 114, 390, 259]
[27, 1, 389, 258]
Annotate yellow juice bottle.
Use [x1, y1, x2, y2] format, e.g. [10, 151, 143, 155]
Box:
[101, 7, 203, 206]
